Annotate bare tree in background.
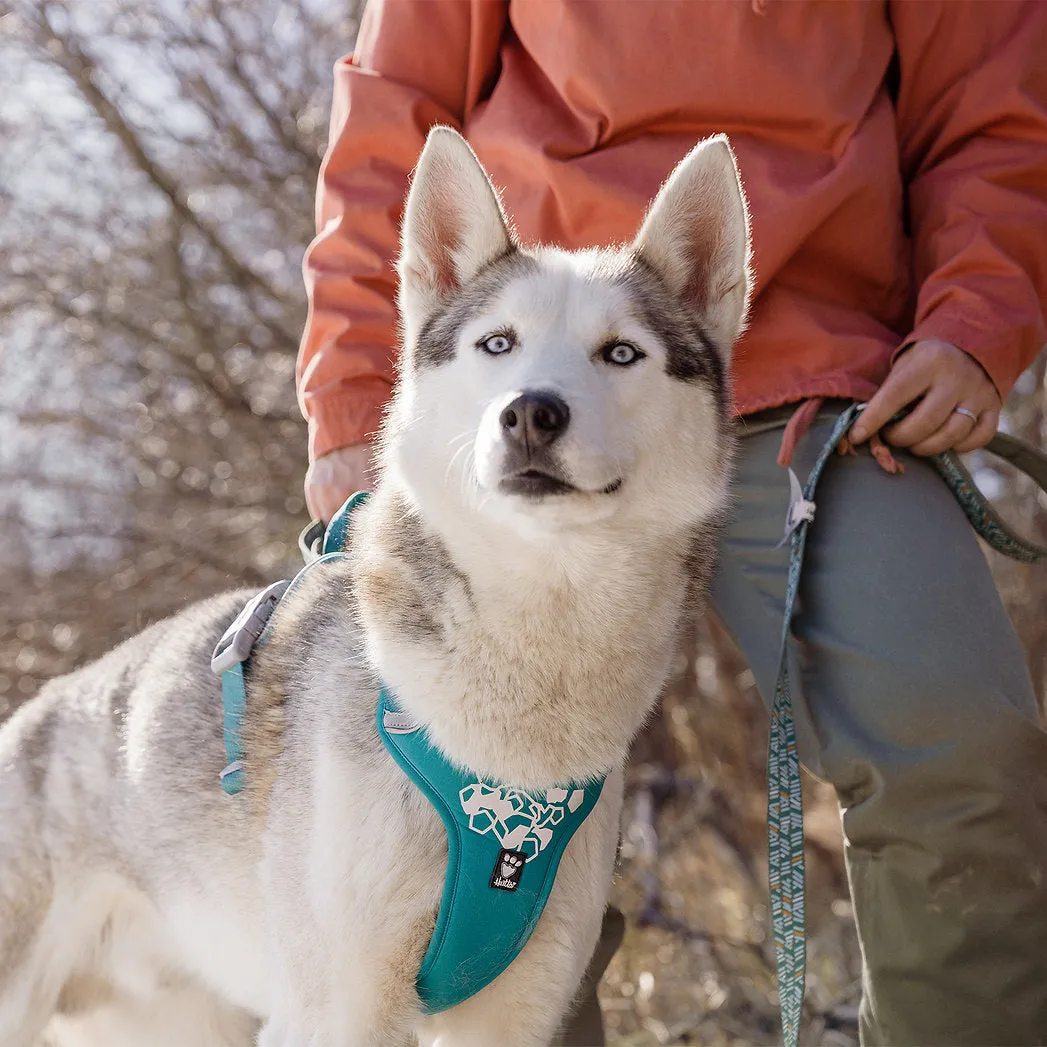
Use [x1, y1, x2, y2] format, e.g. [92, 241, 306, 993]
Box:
[1, 0, 360, 702]
[1, 5, 1045, 1043]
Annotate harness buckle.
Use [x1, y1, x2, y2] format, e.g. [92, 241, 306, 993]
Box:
[210, 579, 291, 675]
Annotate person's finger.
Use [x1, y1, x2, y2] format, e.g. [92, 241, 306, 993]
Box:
[305, 481, 339, 523]
[909, 410, 976, 457]
[953, 407, 1000, 454]
[309, 477, 364, 523]
[850, 362, 931, 443]
[304, 444, 376, 522]
[883, 386, 959, 448]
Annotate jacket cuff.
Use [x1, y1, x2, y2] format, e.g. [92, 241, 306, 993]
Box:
[305, 378, 393, 461]
[898, 304, 1027, 401]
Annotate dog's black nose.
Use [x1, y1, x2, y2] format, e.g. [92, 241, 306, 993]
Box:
[500, 391, 570, 449]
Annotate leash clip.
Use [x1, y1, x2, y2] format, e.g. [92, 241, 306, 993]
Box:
[210, 579, 291, 675]
[779, 467, 816, 545]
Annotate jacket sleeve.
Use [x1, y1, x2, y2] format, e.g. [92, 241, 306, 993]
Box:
[891, 1, 1047, 397]
[297, 0, 507, 460]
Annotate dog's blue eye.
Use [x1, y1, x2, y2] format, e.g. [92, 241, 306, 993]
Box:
[603, 342, 643, 366]
[480, 334, 514, 355]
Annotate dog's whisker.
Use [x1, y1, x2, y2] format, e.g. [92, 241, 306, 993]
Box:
[447, 429, 476, 450]
[461, 447, 480, 500]
[444, 440, 473, 487]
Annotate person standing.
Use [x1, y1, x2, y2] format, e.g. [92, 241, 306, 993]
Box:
[297, 3, 1047, 1042]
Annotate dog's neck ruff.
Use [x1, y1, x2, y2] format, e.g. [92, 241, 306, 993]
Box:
[210, 492, 605, 1013]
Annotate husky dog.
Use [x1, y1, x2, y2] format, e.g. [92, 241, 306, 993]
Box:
[0, 127, 749, 1047]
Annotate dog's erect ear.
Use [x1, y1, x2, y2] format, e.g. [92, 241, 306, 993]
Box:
[398, 127, 513, 322]
[632, 135, 751, 356]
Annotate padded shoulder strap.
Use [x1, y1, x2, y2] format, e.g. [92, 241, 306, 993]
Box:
[376, 688, 604, 1013]
[323, 491, 371, 555]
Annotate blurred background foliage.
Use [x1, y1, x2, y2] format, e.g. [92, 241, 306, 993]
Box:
[1, 3, 1044, 1044]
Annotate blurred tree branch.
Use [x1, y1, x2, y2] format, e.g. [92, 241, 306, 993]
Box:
[26, 3, 301, 349]
[1, 0, 361, 673]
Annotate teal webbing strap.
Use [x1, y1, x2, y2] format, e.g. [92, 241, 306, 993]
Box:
[220, 663, 247, 795]
[376, 688, 605, 1013]
[323, 491, 371, 556]
[216, 492, 371, 796]
[768, 405, 1047, 1044]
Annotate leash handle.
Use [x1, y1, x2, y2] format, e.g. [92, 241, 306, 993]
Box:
[932, 436, 1047, 564]
[856, 402, 1047, 563]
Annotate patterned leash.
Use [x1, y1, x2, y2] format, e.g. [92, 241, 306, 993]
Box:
[768, 403, 1047, 1046]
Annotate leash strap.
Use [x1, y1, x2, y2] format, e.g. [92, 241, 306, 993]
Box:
[768, 407, 857, 1046]
[770, 405, 1047, 1045]
[932, 433, 1047, 564]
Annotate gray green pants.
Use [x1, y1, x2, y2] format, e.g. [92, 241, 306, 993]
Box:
[561, 402, 1047, 1046]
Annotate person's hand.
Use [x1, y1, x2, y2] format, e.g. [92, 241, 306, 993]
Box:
[304, 443, 376, 523]
[849, 339, 1001, 455]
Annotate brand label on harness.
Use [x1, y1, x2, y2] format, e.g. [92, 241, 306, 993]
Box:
[490, 848, 527, 891]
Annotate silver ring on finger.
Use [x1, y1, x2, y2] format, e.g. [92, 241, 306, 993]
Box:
[954, 406, 978, 423]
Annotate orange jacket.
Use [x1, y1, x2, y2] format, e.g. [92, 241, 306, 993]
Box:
[298, 0, 1047, 461]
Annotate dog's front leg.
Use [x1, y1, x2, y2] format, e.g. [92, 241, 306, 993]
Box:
[258, 1017, 415, 1047]
[259, 728, 444, 1047]
[257, 970, 419, 1047]
[257, 888, 428, 1044]
[419, 927, 594, 1047]
[258, 1021, 414, 1047]
[255, 916, 428, 1047]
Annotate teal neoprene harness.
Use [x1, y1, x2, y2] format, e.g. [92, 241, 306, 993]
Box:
[209, 492, 605, 1013]
[211, 413, 1047, 1040]
[376, 689, 602, 1012]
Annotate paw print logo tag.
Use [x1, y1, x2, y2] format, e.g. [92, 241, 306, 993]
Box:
[490, 848, 526, 891]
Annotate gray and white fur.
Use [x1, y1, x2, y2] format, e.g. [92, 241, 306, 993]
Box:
[0, 127, 750, 1047]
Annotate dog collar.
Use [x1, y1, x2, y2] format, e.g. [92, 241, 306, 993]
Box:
[212, 491, 605, 1012]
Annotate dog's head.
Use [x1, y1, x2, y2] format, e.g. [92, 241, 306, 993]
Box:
[383, 127, 750, 540]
